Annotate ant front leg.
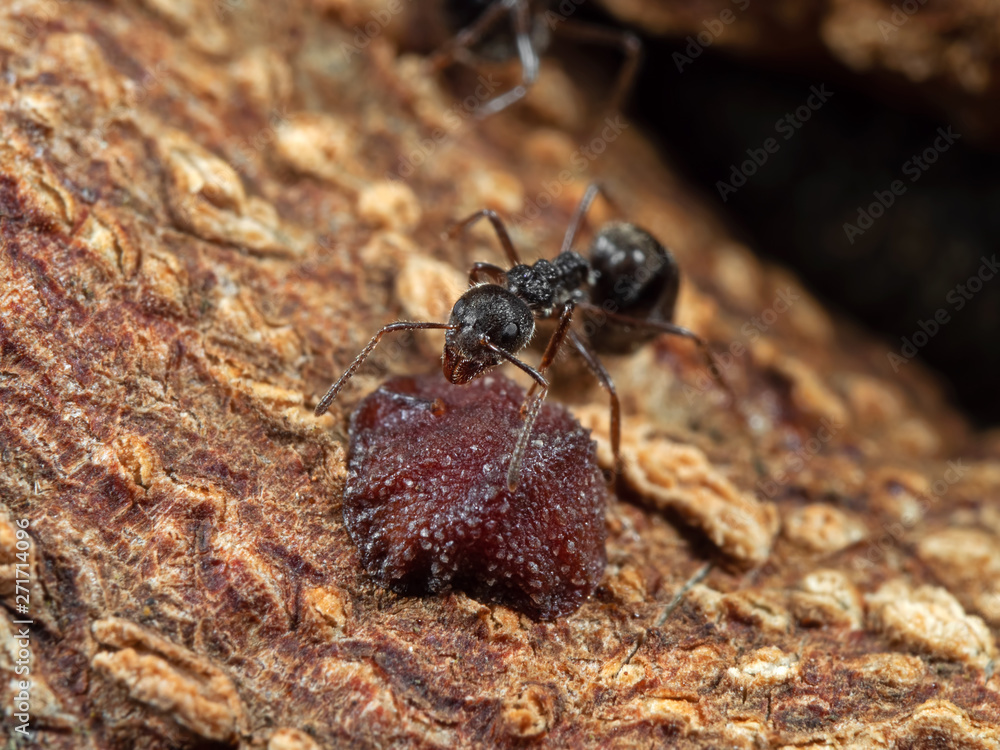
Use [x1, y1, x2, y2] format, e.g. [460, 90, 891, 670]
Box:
[505, 303, 575, 489]
[314, 321, 455, 416]
[479, 339, 549, 491]
[523, 304, 575, 407]
[469, 261, 509, 286]
[448, 208, 522, 267]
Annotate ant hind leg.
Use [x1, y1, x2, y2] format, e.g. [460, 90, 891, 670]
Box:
[578, 302, 753, 436]
[569, 331, 623, 482]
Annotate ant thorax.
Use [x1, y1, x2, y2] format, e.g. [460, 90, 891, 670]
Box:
[506, 251, 592, 317]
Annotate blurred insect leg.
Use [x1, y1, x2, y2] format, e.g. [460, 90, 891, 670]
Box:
[447, 208, 522, 266]
[476, 0, 539, 118]
[560, 182, 602, 254]
[555, 19, 642, 116]
[428, 0, 515, 72]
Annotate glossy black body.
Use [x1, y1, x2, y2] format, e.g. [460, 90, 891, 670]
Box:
[448, 222, 680, 362]
[585, 222, 680, 354]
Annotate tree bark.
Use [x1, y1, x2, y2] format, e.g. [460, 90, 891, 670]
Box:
[0, 1, 998, 748]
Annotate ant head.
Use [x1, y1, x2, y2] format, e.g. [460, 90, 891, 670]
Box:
[443, 285, 534, 384]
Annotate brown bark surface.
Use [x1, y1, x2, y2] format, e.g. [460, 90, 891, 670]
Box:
[1, 1, 999, 748]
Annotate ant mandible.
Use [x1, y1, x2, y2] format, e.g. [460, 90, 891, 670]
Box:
[315, 183, 738, 491]
[430, 0, 642, 118]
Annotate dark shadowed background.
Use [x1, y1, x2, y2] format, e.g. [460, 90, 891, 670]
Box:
[573, 3, 1000, 427]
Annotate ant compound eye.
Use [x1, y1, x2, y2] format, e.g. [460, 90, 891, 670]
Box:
[503, 322, 519, 339]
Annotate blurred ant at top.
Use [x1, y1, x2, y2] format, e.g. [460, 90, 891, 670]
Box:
[409, 0, 642, 118]
[315, 183, 746, 491]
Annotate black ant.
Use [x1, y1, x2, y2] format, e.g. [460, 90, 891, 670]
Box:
[315, 183, 740, 491]
[429, 0, 642, 118]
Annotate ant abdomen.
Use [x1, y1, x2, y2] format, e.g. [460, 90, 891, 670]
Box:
[585, 222, 681, 354]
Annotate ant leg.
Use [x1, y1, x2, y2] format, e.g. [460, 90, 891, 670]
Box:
[314, 321, 455, 416]
[524, 303, 575, 404]
[579, 302, 748, 422]
[568, 331, 622, 480]
[560, 182, 629, 254]
[469, 261, 508, 286]
[507, 304, 574, 489]
[447, 208, 522, 266]
[480, 340, 548, 491]
[554, 19, 642, 116]
[428, 0, 516, 72]
[475, 0, 540, 118]
[560, 182, 602, 254]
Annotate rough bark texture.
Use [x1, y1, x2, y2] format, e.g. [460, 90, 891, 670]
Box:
[1, 1, 999, 748]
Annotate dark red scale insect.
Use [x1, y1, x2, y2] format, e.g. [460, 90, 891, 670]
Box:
[343, 373, 607, 620]
[315, 182, 735, 490]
